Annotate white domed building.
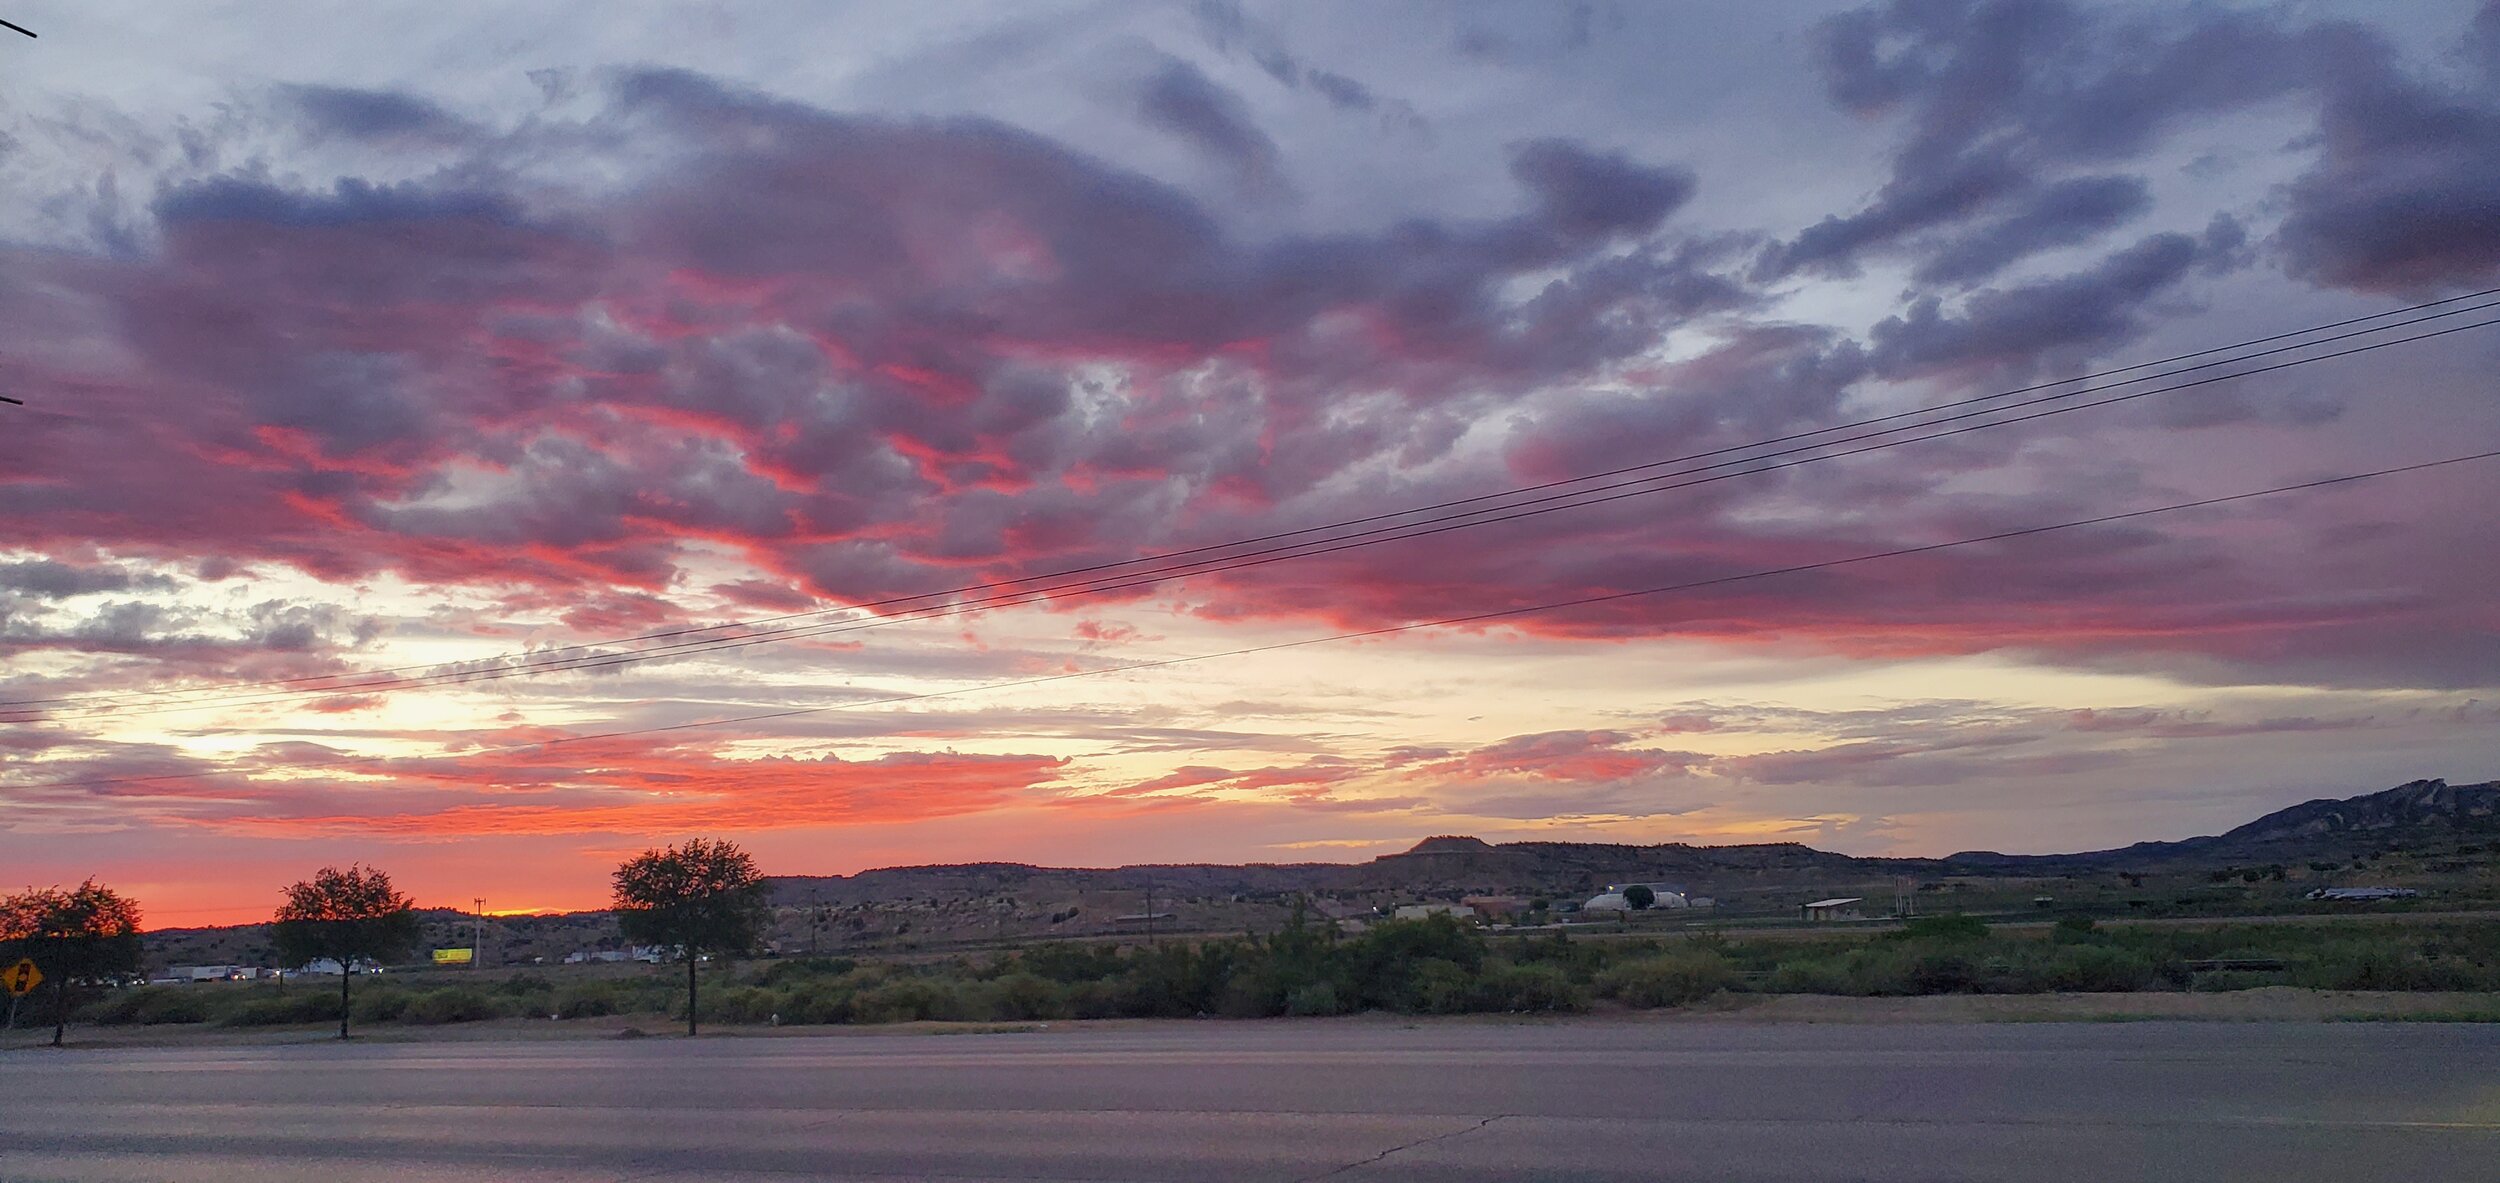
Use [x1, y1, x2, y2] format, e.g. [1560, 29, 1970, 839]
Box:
[1582, 883, 1689, 911]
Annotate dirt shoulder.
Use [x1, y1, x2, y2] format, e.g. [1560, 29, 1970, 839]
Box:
[1691, 987, 2500, 1023]
[9, 988, 2498, 1051]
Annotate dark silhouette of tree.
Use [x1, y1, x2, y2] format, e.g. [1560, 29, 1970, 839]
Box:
[1622, 885, 1657, 910]
[613, 839, 769, 1036]
[272, 865, 419, 1040]
[0, 880, 143, 1047]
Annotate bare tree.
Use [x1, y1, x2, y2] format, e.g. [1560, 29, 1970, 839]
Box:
[0, 881, 143, 1047]
[272, 865, 419, 1039]
[613, 839, 769, 1036]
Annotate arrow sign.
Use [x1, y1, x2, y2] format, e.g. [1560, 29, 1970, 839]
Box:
[4, 958, 40, 996]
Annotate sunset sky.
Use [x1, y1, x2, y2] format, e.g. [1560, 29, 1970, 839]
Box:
[3, 1, 2497, 926]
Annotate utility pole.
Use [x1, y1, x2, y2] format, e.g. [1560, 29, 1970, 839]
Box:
[473, 898, 486, 968]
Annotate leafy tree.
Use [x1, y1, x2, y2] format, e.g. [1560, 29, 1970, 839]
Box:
[272, 865, 420, 1039]
[1622, 884, 1656, 911]
[0, 880, 143, 1047]
[612, 839, 769, 1036]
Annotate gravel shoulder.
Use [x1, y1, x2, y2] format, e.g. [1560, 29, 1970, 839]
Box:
[9, 986, 2497, 1052]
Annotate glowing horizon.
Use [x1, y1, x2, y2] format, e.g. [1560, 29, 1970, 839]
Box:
[4, 1, 2496, 925]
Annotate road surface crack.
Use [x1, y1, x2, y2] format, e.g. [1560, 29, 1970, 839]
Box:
[1297, 1113, 1508, 1181]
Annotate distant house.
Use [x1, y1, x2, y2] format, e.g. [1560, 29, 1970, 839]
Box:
[1309, 898, 1377, 934]
[1461, 896, 1532, 921]
[2307, 887, 2421, 901]
[1801, 898, 1865, 922]
[563, 947, 672, 965]
[290, 958, 385, 975]
[1393, 903, 1471, 922]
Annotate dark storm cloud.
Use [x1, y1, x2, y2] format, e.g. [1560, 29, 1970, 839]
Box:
[1137, 56, 1289, 196]
[155, 175, 523, 230]
[0, 21, 2493, 715]
[1869, 231, 2204, 376]
[1508, 139, 1696, 242]
[1911, 174, 2151, 286]
[1798, 0, 2500, 293]
[280, 84, 475, 142]
[1762, 148, 2029, 279]
[0, 560, 165, 599]
[2276, 52, 2500, 291]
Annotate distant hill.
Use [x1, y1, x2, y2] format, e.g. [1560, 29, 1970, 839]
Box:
[138, 778, 2496, 968]
[764, 779, 2496, 905]
[1942, 779, 2500, 871]
[2211, 778, 2500, 846]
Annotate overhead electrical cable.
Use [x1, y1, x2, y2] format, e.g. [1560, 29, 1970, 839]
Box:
[10, 293, 2499, 720]
[16, 288, 2496, 716]
[17, 447, 2499, 792]
[21, 284, 2496, 715]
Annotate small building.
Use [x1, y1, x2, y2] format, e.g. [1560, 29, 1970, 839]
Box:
[1461, 896, 1532, 921]
[2307, 886, 2421, 901]
[1393, 903, 1471, 922]
[290, 958, 385, 975]
[1801, 897, 1865, 922]
[1583, 883, 1689, 912]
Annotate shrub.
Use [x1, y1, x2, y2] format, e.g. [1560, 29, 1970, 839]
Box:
[853, 978, 948, 1023]
[756, 957, 858, 986]
[141, 989, 217, 1025]
[1764, 956, 1858, 995]
[2051, 916, 2102, 945]
[1283, 981, 1342, 1017]
[1902, 950, 1985, 993]
[779, 980, 860, 1025]
[79, 987, 211, 1026]
[553, 984, 623, 1019]
[1473, 963, 1587, 1013]
[350, 989, 412, 1024]
[985, 972, 1069, 1021]
[1410, 960, 1479, 1014]
[1597, 950, 1732, 1008]
[2294, 946, 2492, 991]
[224, 992, 347, 1027]
[699, 985, 782, 1025]
[401, 987, 504, 1025]
[2039, 945, 2157, 992]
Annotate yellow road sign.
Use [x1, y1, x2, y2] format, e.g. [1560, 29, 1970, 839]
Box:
[3, 958, 39, 996]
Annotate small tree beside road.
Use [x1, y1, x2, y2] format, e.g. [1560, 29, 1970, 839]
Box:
[0, 880, 143, 1047]
[612, 839, 769, 1036]
[272, 865, 419, 1040]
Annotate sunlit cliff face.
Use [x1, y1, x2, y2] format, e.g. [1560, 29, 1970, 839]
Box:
[3, 1, 2497, 922]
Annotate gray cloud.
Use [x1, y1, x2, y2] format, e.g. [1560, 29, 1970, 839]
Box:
[280, 84, 475, 143]
[1912, 174, 2152, 286]
[1138, 56, 1290, 197]
[1869, 231, 2205, 376]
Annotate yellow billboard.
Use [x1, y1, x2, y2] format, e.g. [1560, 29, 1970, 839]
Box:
[431, 948, 474, 965]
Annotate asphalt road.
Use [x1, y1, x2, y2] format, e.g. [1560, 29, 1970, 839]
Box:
[4, 1020, 2496, 1182]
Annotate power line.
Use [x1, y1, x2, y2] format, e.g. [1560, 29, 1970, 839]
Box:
[24, 287, 2500, 710]
[15, 304, 2496, 722]
[17, 447, 2496, 794]
[23, 286, 2497, 715]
